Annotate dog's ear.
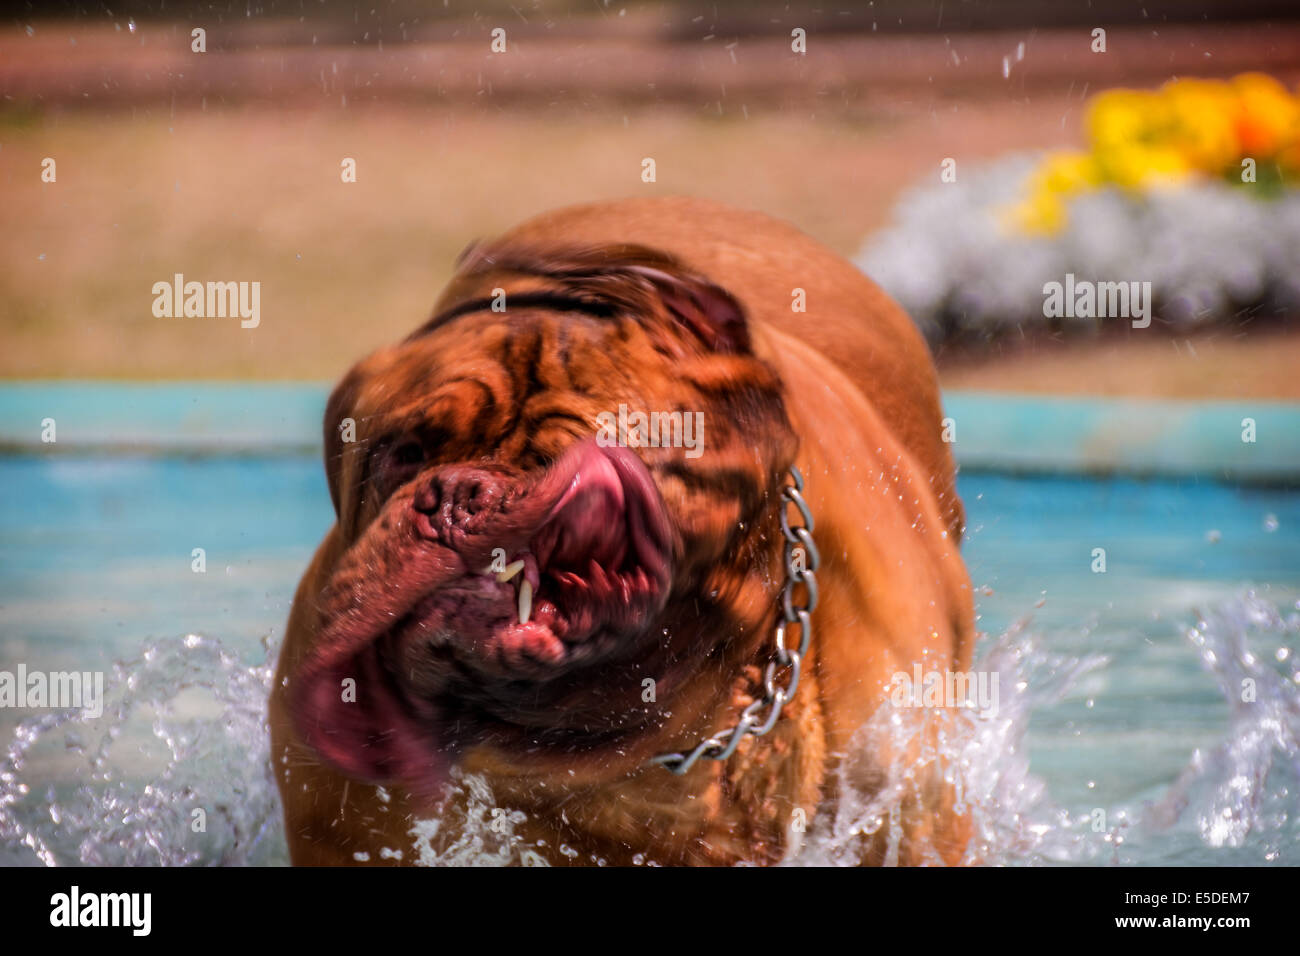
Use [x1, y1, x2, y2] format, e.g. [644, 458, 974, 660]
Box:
[322, 365, 368, 541]
[455, 241, 752, 354]
[621, 263, 750, 354]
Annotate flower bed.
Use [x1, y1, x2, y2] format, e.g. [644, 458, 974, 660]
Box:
[858, 74, 1300, 348]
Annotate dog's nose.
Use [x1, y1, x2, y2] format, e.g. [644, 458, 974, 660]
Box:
[413, 465, 511, 524]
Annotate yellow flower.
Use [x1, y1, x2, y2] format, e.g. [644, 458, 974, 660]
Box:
[1086, 89, 1161, 153]
[1161, 78, 1239, 172]
[1002, 189, 1067, 236]
[1037, 150, 1101, 196]
[1003, 72, 1297, 236]
[1278, 139, 1300, 176]
[1096, 143, 1192, 190]
[1229, 72, 1300, 159]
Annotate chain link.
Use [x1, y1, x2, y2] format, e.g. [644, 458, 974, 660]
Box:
[650, 466, 819, 774]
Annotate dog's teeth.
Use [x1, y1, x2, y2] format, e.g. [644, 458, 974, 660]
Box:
[518, 579, 533, 625]
[496, 559, 526, 583]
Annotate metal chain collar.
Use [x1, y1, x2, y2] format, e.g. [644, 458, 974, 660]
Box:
[650, 466, 820, 774]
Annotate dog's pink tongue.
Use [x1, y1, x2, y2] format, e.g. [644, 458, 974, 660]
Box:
[536, 446, 628, 570]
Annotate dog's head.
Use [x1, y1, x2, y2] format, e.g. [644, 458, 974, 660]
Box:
[291, 241, 798, 794]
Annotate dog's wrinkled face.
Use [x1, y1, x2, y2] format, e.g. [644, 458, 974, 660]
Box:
[291, 245, 798, 793]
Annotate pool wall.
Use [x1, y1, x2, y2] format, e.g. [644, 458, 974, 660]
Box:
[1, 383, 1298, 481]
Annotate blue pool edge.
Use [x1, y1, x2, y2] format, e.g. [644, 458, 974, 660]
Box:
[1, 382, 1297, 483]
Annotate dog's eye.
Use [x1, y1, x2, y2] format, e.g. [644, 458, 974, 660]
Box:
[373, 436, 428, 496]
[391, 441, 426, 468]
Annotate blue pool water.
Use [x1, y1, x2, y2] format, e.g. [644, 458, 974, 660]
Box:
[1, 455, 1297, 865]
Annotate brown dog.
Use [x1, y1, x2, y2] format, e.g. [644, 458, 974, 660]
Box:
[269, 196, 974, 866]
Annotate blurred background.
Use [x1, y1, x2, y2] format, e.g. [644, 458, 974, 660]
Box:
[3, 0, 1299, 393]
[2, 2, 1300, 867]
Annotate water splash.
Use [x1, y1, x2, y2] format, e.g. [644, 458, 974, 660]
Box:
[408, 771, 550, 867]
[790, 616, 1113, 866]
[0, 634, 284, 866]
[2, 592, 1296, 866]
[1142, 594, 1300, 861]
